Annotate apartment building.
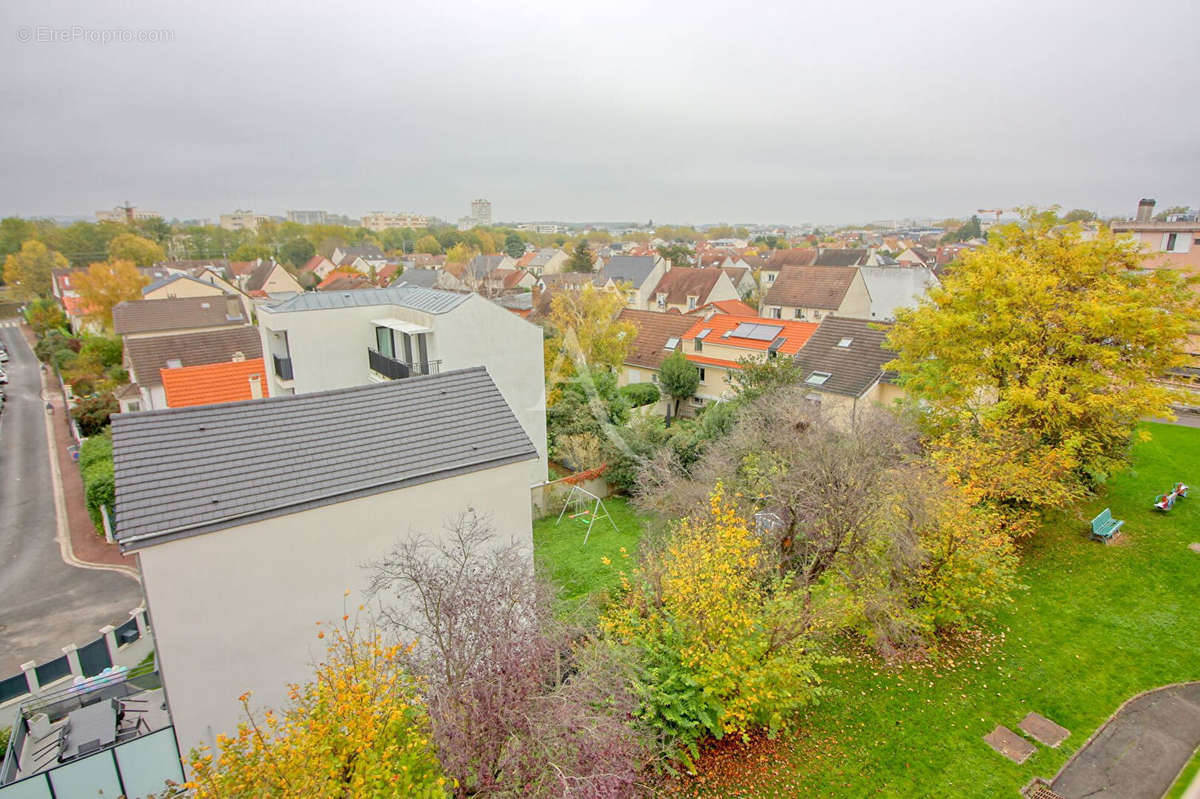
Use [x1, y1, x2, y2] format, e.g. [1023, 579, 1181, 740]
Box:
[257, 287, 547, 484]
[361, 211, 430, 231]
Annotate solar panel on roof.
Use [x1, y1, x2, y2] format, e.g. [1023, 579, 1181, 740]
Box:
[768, 337, 786, 352]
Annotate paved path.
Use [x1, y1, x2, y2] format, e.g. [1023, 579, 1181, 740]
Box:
[0, 321, 143, 674]
[1051, 682, 1200, 799]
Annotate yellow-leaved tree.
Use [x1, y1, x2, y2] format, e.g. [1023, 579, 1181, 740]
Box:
[544, 283, 634, 390]
[187, 615, 448, 798]
[107, 233, 165, 267]
[887, 213, 1199, 529]
[3, 240, 67, 299]
[602, 487, 829, 767]
[73, 260, 149, 329]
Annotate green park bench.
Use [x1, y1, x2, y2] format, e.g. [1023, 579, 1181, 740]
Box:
[1090, 508, 1123, 542]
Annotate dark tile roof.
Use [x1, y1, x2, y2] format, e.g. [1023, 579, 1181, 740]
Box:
[763, 265, 859, 310]
[337, 245, 385, 263]
[793, 316, 895, 397]
[598, 255, 658, 287]
[112, 296, 246, 335]
[244, 260, 278, 292]
[125, 327, 264, 387]
[616, 309, 697, 369]
[814, 248, 870, 267]
[763, 249, 818, 270]
[264, 286, 469, 314]
[649, 267, 725, 305]
[112, 367, 537, 550]
[392, 269, 439, 289]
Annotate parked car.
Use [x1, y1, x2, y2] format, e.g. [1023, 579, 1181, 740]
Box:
[0, 370, 8, 385]
[0, 350, 8, 363]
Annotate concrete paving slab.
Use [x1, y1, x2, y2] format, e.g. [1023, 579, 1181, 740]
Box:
[1020, 712, 1070, 747]
[984, 725, 1036, 764]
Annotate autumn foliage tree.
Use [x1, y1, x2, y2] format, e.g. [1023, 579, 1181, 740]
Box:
[3, 240, 67, 299]
[73, 259, 149, 329]
[888, 214, 1200, 530]
[107, 233, 166, 266]
[187, 614, 448, 798]
[544, 284, 635, 388]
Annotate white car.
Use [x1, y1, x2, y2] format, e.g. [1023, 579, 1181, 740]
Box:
[0, 350, 8, 363]
[0, 371, 7, 385]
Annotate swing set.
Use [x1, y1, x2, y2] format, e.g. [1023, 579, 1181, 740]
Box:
[555, 484, 618, 544]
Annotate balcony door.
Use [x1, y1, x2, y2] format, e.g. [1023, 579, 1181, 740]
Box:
[375, 326, 395, 359]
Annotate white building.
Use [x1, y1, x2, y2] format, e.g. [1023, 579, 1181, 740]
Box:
[111, 368, 538, 753]
[471, 198, 492, 226]
[257, 287, 547, 484]
[286, 210, 329, 225]
[219, 210, 270, 232]
[361, 211, 429, 232]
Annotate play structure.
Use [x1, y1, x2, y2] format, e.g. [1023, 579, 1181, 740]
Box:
[1153, 482, 1189, 512]
[555, 484, 618, 544]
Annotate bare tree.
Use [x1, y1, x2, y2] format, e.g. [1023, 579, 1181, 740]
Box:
[366, 513, 647, 798]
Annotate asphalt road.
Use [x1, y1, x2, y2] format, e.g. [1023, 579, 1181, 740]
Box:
[0, 321, 142, 675]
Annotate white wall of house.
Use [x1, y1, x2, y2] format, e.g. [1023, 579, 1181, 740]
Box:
[258, 295, 547, 483]
[137, 459, 534, 755]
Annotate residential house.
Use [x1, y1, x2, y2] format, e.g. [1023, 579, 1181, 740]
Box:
[440, 254, 516, 293]
[647, 267, 739, 313]
[812, 247, 871, 267]
[256, 287, 546, 483]
[332, 245, 387, 271]
[142, 273, 228, 302]
[858, 265, 939, 321]
[519, 248, 569, 276]
[160, 356, 270, 408]
[720, 266, 758, 298]
[1111, 198, 1200, 273]
[391, 269, 440, 290]
[760, 248, 818, 289]
[690, 298, 758, 317]
[793, 316, 903, 423]
[485, 268, 535, 294]
[895, 246, 934, 268]
[317, 271, 374, 291]
[594, 255, 669, 309]
[228, 259, 303, 297]
[113, 295, 248, 342]
[299, 254, 338, 281]
[121, 325, 263, 411]
[614, 308, 698, 391]
[111, 367, 537, 752]
[531, 272, 597, 318]
[761, 265, 871, 321]
[679, 314, 818, 408]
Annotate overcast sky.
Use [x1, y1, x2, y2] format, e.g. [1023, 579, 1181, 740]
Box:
[1, 0, 1197, 226]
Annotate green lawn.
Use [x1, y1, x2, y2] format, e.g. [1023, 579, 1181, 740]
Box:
[532, 496, 647, 617]
[533, 424, 1200, 797]
[1166, 748, 1200, 799]
[674, 422, 1200, 797]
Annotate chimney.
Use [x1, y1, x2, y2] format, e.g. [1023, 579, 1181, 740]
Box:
[248, 374, 263, 399]
[1136, 198, 1156, 222]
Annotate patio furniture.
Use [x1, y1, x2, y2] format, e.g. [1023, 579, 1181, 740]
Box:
[59, 699, 118, 761]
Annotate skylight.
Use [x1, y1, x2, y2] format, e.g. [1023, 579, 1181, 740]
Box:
[697, 328, 712, 340]
[805, 371, 831, 386]
[729, 322, 784, 341]
[664, 337, 680, 350]
[837, 337, 853, 348]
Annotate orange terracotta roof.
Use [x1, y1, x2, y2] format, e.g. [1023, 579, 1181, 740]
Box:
[682, 314, 817, 355]
[317, 269, 365, 289]
[61, 295, 94, 317]
[696, 299, 757, 316]
[686, 353, 742, 369]
[160, 358, 269, 408]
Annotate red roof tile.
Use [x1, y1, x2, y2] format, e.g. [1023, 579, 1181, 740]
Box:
[160, 358, 269, 408]
[682, 314, 818, 355]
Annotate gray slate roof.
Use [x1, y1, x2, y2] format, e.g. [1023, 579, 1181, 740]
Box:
[391, 269, 440, 289]
[793, 316, 895, 397]
[262, 286, 470, 315]
[598, 255, 658, 287]
[141, 273, 217, 295]
[112, 367, 537, 550]
[113, 296, 246, 335]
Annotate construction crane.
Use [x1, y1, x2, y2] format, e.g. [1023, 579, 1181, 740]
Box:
[977, 208, 1005, 222]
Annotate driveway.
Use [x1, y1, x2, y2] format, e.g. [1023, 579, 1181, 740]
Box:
[0, 320, 143, 674]
[1051, 682, 1200, 799]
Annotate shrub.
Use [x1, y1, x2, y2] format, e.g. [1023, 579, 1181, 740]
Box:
[82, 458, 114, 533]
[71, 392, 118, 438]
[620, 382, 660, 408]
[70, 377, 94, 397]
[51, 348, 77, 373]
[34, 329, 73, 363]
[79, 335, 123, 368]
[603, 488, 831, 767]
[79, 432, 113, 472]
[187, 616, 447, 797]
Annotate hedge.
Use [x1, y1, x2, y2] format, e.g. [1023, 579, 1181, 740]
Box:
[620, 382, 661, 408]
[82, 457, 115, 534]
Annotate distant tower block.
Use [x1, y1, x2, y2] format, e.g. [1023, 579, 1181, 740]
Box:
[471, 198, 492, 226]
